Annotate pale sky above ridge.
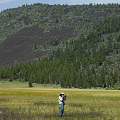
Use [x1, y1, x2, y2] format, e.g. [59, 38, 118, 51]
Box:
[0, 0, 120, 12]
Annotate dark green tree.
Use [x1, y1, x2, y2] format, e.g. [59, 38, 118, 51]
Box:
[29, 74, 33, 87]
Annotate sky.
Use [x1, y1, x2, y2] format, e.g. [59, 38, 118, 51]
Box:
[0, 0, 120, 12]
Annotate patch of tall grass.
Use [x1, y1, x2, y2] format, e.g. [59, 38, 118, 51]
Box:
[0, 88, 120, 119]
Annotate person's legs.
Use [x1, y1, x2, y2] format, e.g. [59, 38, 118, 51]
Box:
[62, 105, 64, 115]
[59, 104, 64, 117]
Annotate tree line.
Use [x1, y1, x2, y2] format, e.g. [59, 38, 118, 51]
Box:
[0, 19, 120, 88]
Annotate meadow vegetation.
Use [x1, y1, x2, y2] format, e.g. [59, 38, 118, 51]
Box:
[0, 81, 120, 120]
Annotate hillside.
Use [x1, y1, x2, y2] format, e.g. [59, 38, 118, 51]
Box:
[0, 26, 75, 66]
[0, 3, 120, 88]
[0, 3, 120, 66]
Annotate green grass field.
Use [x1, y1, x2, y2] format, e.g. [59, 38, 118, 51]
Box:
[0, 81, 120, 120]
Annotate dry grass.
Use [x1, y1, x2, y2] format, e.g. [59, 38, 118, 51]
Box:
[0, 83, 120, 120]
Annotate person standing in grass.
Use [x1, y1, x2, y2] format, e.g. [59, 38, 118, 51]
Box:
[58, 92, 66, 117]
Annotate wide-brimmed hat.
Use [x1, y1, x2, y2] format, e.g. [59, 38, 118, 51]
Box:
[60, 92, 64, 95]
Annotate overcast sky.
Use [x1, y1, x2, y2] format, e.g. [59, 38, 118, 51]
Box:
[0, 0, 120, 12]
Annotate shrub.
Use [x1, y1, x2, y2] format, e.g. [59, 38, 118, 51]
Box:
[50, 38, 59, 46]
[117, 87, 120, 90]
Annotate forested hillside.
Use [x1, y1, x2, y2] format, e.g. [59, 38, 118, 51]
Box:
[0, 3, 120, 88]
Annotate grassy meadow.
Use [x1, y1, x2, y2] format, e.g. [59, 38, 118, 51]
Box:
[0, 81, 120, 120]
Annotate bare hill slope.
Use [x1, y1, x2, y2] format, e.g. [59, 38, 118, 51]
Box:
[0, 26, 76, 67]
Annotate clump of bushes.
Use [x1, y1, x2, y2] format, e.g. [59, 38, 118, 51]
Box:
[50, 38, 59, 46]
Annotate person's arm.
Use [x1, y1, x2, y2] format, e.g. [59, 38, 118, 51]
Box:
[63, 96, 66, 101]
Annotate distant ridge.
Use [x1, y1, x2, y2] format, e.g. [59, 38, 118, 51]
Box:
[0, 3, 120, 66]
